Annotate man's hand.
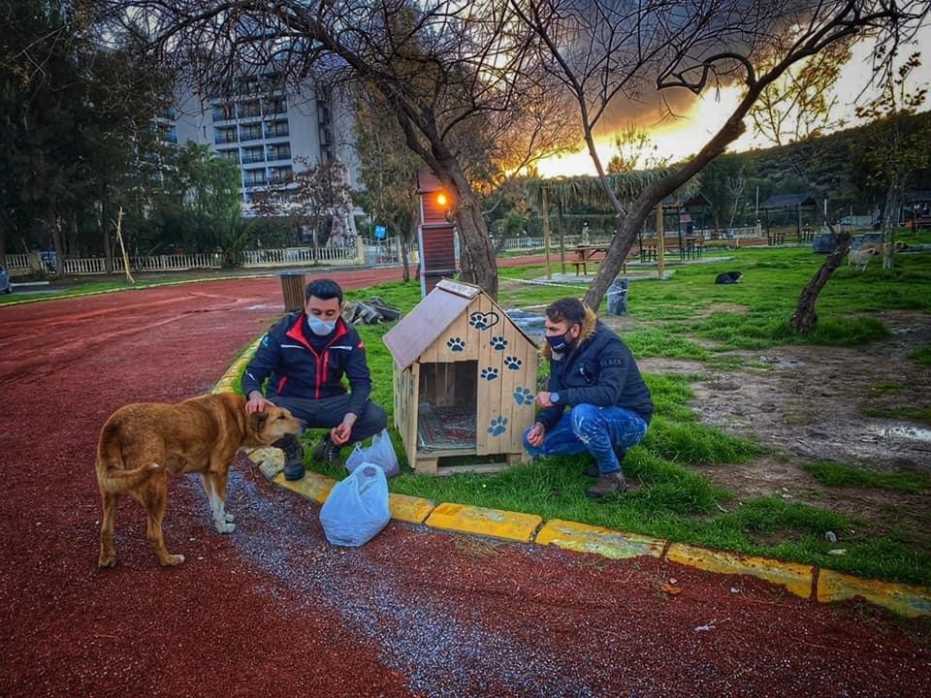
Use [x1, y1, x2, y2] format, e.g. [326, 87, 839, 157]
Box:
[526, 422, 546, 448]
[330, 413, 358, 446]
[246, 391, 274, 414]
[535, 391, 556, 408]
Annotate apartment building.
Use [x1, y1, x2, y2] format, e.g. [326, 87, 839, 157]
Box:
[166, 73, 361, 218]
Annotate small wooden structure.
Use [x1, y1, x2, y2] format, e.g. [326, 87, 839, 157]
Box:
[416, 168, 458, 296]
[762, 193, 818, 242]
[384, 279, 539, 475]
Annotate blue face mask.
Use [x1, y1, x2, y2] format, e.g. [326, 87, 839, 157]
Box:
[307, 315, 336, 336]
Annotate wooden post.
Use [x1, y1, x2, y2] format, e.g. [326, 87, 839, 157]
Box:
[557, 202, 566, 274]
[541, 186, 552, 279]
[656, 204, 665, 280]
[114, 207, 135, 285]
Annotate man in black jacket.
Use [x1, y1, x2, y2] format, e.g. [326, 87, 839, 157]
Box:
[523, 297, 653, 498]
[244, 278, 387, 480]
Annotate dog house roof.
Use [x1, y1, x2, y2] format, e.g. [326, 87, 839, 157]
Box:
[384, 279, 537, 370]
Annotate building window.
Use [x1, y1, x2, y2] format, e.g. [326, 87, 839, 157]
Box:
[215, 126, 237, 144]
[265, 120, 289, 138]
[158, 123, 178, 144]
[212, 103, 236, 121]
[242, 146, 264, 164]
[239, 123, 263, 141]
[269, 166, 293, 184]
[266, 143, 291, 161]
[218, 148, 240, 163]
[263, 97, 287, 115]
[243, 169, 267, 187]
[238, 100, 261, 119]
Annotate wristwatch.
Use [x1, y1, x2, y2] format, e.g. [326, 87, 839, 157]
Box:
[550, 392, 560, 404]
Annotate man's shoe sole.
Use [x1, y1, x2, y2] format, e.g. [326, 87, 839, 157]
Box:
[283, 468, 306, 481]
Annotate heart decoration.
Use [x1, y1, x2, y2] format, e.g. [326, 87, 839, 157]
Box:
[469, 311, 500, 331]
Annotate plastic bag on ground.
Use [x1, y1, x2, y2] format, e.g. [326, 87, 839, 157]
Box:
[345, 429, 400, 477]
[319, 464, 391, 547]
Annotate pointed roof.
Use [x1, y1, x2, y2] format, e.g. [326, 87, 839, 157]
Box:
[384, 279, 538, 370]
[762, 193, 818, 209]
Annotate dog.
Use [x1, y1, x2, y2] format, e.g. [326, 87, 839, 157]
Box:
[848, 245, 881, 272]
[96, 392, 301, 568]
[715, 271, 743, 285]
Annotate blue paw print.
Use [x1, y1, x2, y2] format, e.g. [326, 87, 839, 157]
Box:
[488, 416, 508, 436]
[446, 337, 465, 352]
[490, 336, 508, 351]
[480, 367, 499, 381]
[504, 356, 522, 370]
[469, 311, 499, 331]
[513, 387, 533, 406]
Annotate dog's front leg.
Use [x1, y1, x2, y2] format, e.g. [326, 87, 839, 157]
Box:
[201, 473, 236, 534]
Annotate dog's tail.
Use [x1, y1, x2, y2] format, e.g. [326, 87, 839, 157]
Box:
[96, 425, 163, 494]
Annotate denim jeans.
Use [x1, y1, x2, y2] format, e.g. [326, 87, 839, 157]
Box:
[523, 404, 648, 475]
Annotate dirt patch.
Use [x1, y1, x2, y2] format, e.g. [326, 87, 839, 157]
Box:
[691, 310, 931, 469]
[697, 302, 750, 317]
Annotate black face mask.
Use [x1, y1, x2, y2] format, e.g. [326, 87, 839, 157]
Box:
[546, 326, 577, 353]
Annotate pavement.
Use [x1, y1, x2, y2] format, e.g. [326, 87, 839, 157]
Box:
[1, 266, 929, 697]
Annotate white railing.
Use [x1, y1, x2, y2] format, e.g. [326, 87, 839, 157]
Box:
[240, 245, 360, 268]
[63, 257, 110, 275]
[4, 254, 38, 273]
[131, 253, 223, 272]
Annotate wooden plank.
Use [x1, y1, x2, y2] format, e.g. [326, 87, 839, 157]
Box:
[383, 288, 471, 370]
[476, 293, 506, 456]
[426, 312, 477, 363]
[415, 457, 439, 475]
[407, 363, 420, 468]
[497, 314, 520, 450]
[435, 462, 511, 476]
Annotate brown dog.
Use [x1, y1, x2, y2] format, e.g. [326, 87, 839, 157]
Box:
[96, 392, 301, 568]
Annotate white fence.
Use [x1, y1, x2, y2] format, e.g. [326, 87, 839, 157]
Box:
[240, 245, 361, 268]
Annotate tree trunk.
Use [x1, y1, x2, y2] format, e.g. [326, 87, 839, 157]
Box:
[0, 225, 6, 266]
[789, 230, 852, 334]
[441, 160, 498, 298]
[50, 214, 65, 276]
[881, 181, 900, 272]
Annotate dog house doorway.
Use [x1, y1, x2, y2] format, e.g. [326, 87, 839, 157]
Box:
[417, 361, 477, 450]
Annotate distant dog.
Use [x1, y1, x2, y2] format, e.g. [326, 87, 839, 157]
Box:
[715, 271, 743, 285]
[96, 392, 301, 568]
[848, 245, 881, 272]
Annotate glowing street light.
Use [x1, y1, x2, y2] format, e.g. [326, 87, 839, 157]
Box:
[436, 192, 449, 208]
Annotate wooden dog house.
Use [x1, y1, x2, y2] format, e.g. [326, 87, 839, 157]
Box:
[384, 279, 539, 475]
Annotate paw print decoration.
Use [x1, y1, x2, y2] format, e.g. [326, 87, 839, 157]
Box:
[488, 416, 508, 436]
[489, 336, 508, 351]
[446, 337, 465, 352]
[504, 356, 522, 371]
[469, 311, 499, 331]
[480, 367, 499, 381]
[513, 387, 533, 406]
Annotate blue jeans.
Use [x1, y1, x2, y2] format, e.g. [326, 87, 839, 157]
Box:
[523, 404, 648, 475]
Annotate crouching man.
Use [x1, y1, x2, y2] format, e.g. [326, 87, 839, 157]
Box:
[244, 278, 387, 480]
[523, 298, 653, 498]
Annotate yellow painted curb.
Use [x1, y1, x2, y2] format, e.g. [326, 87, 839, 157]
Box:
[273, 471, 335, 504]
[389, 493, 436, 524]
[212, 337, 262, 395]
[425, 502, 542, 543]
[667, 543, 813, 599]
[536, 519, 665, 559]
[817, 569, 931, 619]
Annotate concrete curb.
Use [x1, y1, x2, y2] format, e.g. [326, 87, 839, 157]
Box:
[214, 339, 931, 619]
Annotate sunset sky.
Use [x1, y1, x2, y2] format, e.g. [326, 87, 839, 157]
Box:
[536, 25, 931, 178]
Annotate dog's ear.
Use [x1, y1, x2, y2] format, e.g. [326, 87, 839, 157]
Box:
[249, 411, 269, 434]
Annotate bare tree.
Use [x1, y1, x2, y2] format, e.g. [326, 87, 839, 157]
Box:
[511, 0, 929, 309]
[103, 0, 575, 297]
[607, 122, 667, 174]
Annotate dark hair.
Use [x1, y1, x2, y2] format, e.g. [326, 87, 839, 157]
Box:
[546, 297, 586, 325]
[305, 278, 343, 304]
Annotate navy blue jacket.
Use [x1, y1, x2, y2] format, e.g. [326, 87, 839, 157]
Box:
[537, 320, 653, 430]
[243, 313, 372, 416]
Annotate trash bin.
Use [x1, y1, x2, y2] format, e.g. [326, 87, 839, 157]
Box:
[606, 278, 629, 316]
[280, 272, 305, 312]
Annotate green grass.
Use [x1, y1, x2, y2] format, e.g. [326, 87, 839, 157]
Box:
[803, 461, 931, 493]
[909, 345, 931, 367]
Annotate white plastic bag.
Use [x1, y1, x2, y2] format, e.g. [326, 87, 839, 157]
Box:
[345, 429, 400, 477]
[319, 464, 391, 547]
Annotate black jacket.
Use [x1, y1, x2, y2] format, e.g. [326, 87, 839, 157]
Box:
[537, 318, 653, 430]
[243, 313, 371, 415]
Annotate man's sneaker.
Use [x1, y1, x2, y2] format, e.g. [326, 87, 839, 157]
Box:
[312, 436, 342, 464]
[586, 472, 627, 499]
[274, 435, 306, 481]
